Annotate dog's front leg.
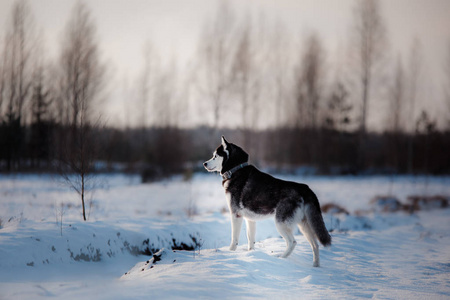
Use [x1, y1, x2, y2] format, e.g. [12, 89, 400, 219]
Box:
[229, 214, 243, 251]
[245, 219, 256, 251]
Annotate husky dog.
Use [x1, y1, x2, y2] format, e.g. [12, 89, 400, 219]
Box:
[204, 136, 331, 267]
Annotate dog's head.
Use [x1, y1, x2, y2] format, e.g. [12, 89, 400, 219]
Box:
[203, 136, 249, 174]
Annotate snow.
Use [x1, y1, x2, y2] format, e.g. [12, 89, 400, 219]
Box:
[1, 173, 449, 299]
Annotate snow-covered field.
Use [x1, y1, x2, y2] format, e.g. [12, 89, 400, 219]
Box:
[1, 173, 449, 299]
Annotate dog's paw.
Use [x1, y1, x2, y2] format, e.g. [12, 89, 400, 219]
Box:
[229, 243, 238, 251]
[247, 242, 255, 251]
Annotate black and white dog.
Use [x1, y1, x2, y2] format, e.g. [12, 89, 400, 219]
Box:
[204, 136, 331, 267]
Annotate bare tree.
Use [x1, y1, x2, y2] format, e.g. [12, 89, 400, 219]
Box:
[387, 57, 405, 133]
[0, 42, 5, 117]
[58, 1, 105, 221]
[196, 0, 235, 131]
[386, 56, 406, 171]
[351, 0, 387, 170]
[232, 18, 252, 134]
[266, 20, 293, 169]
[406, 39, 422, 132]
[352, 0, 387, 134]
[292, 32, 326, 166]
[415, 110, 436, 174]
[137, 41, 158, 129]
[0, 0, 35, 171]
[136, 43, 186, 180]
[152, 59, 188, 178]
[293, 32, 326, 130]
[230, 15, 264, 151]
[133, 41, 157, 163]
[270, 21, 292, 129]
[406, 38, 423, 173]
[325, 80, 352, 132]
[154, 59, 177, 128]
[136, 43, 181, 129]
[445, 39, 450, 129]
[170, 60, 190, 130]
[29, 32, 54, 168]
[59, 1, 104, 128]
[30, 38, 51, 124]
[2, 0, 34, 122]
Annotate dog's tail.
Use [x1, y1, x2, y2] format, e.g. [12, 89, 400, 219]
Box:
[305, 189, 332, 247]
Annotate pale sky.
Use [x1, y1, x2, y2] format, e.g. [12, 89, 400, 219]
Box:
[1, 0, 449, 129]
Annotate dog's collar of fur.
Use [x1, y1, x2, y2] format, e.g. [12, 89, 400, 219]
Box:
[221, 162, 249, 180]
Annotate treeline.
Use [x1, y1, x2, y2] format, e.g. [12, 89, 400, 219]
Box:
[1, 0, 450, 176]
[1, 123, 449, 175]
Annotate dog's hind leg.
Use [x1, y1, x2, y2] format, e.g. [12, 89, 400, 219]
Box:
[245, 219, 256, 251]
[230, 214, 243, 251]
[275, 221, 297, 258]
[298, 221, 320, 267]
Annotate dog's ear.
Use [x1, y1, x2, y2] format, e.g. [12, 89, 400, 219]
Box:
[221, 135, 229, 150]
